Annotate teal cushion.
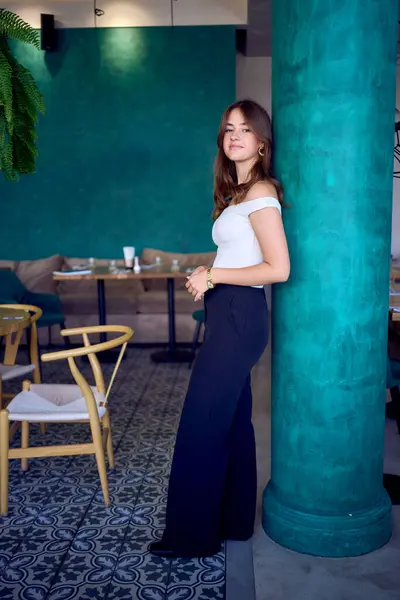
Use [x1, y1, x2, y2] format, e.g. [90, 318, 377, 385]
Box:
[37, 313, 65, 327]
[22, 290, 63, 314]
[0, 273, 65, 327]
[0, 271, 25, 302]
[192, 309, 205, 323]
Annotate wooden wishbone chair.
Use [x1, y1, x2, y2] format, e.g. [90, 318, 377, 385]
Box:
[0, 325, 133, 516]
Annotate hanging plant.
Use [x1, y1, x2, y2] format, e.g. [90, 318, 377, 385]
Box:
[0, 8, 45, 182]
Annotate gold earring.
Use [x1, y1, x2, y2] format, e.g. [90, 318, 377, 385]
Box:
[258, 147, 265, 157]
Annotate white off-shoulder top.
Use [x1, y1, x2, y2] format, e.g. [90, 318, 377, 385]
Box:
[212, 197, 282, 288]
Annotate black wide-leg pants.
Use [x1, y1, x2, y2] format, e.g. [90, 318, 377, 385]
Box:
[161, 284, 269, 556]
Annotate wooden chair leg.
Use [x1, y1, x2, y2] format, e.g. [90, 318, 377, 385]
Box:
[21, 380, 43, 436]
[28, 325, 42, 385]
[189, 321, 202, 369]
[90, 418, 110, 505]
[21, 421, 29, 471]
[0, 409, 10, 516]
[32, 356, 41, 385]
[26, 327, 31, 360]
[34, 367, 47, 435]
[390, 385, 400, 435]
[102, 411, 115, 469]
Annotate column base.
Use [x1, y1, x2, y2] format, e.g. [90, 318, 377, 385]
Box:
[262, 482, 392, 557]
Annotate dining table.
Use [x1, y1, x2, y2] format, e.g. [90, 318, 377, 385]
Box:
[53, 265, 196, 363]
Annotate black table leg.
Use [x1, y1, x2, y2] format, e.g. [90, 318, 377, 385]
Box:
[91, 279, 126, 363]
[168, 277, 176, 354]
[151, 278, 192, 363]
[97, 280, 107, 344]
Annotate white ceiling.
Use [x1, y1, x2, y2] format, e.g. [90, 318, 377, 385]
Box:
[2, 0, 398, 57]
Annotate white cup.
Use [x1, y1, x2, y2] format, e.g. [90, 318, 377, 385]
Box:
[123, 246, 135, 269]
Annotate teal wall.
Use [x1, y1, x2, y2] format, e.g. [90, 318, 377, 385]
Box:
[0, 27, 235, 259]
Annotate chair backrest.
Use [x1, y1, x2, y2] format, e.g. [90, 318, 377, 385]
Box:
[0, 304, 42, 367]
[41, 325, 134, 410]
[0, 271, 26, 303]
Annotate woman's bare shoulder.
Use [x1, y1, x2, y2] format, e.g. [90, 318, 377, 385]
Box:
[245, 180, 278, 202]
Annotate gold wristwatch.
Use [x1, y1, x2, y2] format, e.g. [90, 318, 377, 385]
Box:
[207, 268, 215, 290]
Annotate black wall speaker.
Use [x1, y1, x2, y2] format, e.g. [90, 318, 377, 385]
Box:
[41, 14, 57, 51]
[236, 28, 247, 55]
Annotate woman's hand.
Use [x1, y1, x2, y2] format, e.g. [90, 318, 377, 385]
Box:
[190, 265, 207, 276]
[186, 266, 209, 302]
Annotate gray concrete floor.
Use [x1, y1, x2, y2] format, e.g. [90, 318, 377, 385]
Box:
[251, 346, 400, 600]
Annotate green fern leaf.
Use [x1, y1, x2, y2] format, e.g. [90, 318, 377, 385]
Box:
[14, 124, 38, 158]
[0, 10, 44, 180]
[0, 108, 6, 147]
[0, 47, 13, 124]
[1, 139, 17, 181]
[13, 112, 37, 144]
[0, 9, 40, 49]
[14, 61, 45, 114]
[13, 139, 36, 174]
[14, 82, 39, 123]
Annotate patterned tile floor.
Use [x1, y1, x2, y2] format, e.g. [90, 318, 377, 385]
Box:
[0, 349, 226, 600]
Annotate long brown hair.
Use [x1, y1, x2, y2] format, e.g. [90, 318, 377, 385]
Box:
[212, 99, 283, 220]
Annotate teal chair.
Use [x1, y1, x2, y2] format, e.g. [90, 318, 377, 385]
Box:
[386, 356, 400, 434]
[189, 309, 205, 368]
[0, 270, 69, 347]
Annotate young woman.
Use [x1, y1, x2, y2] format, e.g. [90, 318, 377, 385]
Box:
[150, 99, 290, 559]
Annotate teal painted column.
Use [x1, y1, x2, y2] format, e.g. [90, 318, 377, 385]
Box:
[263, 0, 398, 557]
